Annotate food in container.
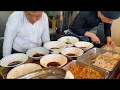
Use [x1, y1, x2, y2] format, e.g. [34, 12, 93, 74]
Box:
[6, 63, 42, 79]
[44, 41, 66, 54]
[77, 48, 120, 72]
[47, 62, 61, 67]
[26, 47, 49, 60]
[8, 61, 22, 66]
[0, 53, 28, 67]
[40, 54, 68, 68]
[102, 45, 120, 54]
[102, 45, 114, 51]
[61, 47, 84, 57]
[32, 53, 44, 57]
[57, 36, 79, 47]
[92, 52, 120, 71]
[61, 47, 84, 60]
[75, 41, 94, 51]
[63, 60, 107, 79]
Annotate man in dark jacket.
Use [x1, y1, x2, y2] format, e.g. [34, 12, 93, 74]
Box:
[65, 11, 120, 47]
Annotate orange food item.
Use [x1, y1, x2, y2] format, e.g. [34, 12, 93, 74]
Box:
[68, 64, 104, 79]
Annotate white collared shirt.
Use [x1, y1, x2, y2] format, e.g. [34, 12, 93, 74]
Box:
[3, 11, 50, 57]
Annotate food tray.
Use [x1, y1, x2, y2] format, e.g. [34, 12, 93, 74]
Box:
[16, 67, 66, 79]
[108, 61, 120, 79]
[62, 60, 109, 79]
[77, 48, 120, 72]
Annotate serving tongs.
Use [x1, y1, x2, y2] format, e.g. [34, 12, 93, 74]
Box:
[92, 42, 104, 48]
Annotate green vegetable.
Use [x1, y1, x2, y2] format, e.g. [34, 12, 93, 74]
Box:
[39, 70, 47, 75]
[65, 38, 72, 44]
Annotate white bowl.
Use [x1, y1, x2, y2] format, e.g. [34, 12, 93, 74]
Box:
[57, 36, 79, 47]
[40, 54, 68, 68]
[44, 41, 67, 54]
[75, 41, 94, 51]
[7, 63, 42, 79]
[61, 47, 84, 57]
[26, 47, 49, 60]
[64, 71, 74, 79]
[0, 53, 28, 67]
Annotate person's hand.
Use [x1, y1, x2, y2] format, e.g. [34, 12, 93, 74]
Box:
[90, 34, 101, 44]
[85, 32, 100, 44]
[106, 36, 115, 48]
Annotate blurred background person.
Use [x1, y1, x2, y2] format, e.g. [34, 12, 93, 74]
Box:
[65, 11, 120, 47]
[3, 11, 50, 57]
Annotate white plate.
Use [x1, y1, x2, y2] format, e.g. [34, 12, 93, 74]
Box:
[61, 47, 84, 57]
[75, 41, 94, 51]
[44, 41, 67, 54]
[26, 47, 49, 60]
[57, 36, 79, 47]
[64, 71, 74, 79]
[7, 63, 42, 79]
[0, 53, 28, 67]
[40, 54, 68, 68]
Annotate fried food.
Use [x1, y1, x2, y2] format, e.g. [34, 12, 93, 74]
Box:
[102, 45, 114, 51]
[93, 52, 120, 71]
[68, 64, 104, 79]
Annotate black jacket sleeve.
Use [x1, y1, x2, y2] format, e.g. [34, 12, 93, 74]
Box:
[69, 19, 87, 36]
[69, 12, 88, 36]
[104, 23, 111, 37]
[69, 11, 100, 36]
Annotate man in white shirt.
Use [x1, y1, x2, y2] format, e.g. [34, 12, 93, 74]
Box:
[3, 11, 50, 57]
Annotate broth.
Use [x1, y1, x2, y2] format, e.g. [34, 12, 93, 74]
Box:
[47, 62, 61, 67]
[8, 61, 22, 66]
[33, 53, 44, 57]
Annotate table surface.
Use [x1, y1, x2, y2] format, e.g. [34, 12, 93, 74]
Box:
[0, 38, 120, 79]
[1, 56, 120, 79]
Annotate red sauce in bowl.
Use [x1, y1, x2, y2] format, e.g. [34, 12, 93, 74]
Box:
[47, 62, 61, 67]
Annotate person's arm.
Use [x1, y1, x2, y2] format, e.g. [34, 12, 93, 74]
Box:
[3, 14, 18, 57]
[69, 11, 100, 44]
[84, 31, 100, 44]
[41, 13, 50, 44]
[69, 12, 88, 36]
[70, 23, 100, 44]
[104, 23, 111, 37]
[104, 23, 115, 47]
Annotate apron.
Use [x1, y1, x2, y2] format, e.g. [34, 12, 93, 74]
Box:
[111, 18, 120, 47]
